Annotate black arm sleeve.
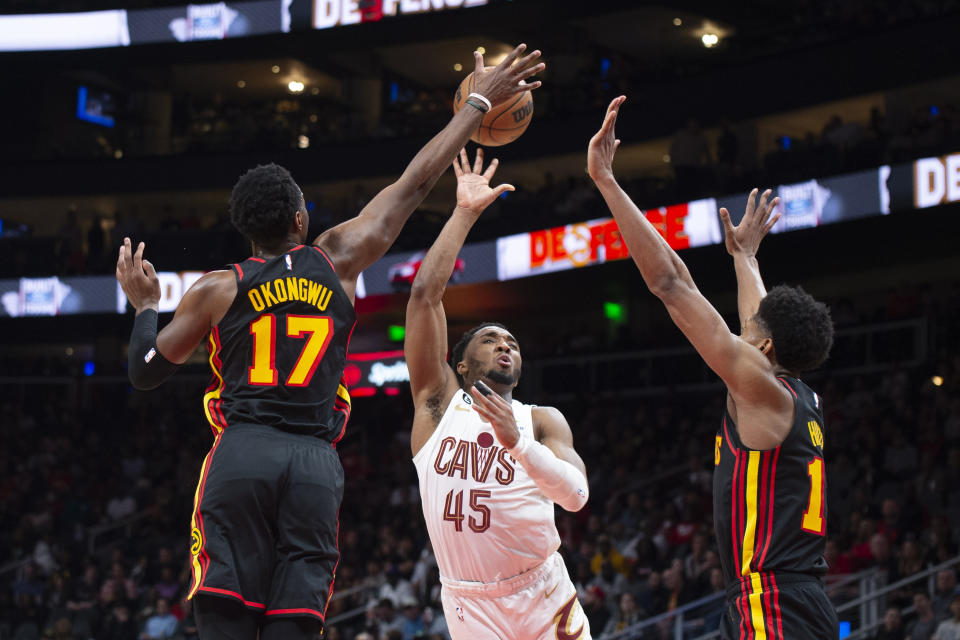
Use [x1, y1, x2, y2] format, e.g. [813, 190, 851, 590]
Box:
[127, 309, 179, 390]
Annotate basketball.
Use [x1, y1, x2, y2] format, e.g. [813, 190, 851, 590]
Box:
[453, 68, 534, 147]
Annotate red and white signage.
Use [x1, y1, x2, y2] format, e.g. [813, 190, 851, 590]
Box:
[496, 199, 721, 281]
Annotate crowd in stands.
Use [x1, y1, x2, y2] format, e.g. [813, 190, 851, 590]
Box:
[2, 85, 959, 281]
[1, 288, 959, 639]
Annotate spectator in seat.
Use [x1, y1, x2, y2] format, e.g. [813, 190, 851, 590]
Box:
[934, 570, 959, 621]
[933, 594, 960, 640]
[874, 606, 905, 640]
[602, 592, 643, 636]
[141, 597, 178, 640]
[909, 592, 939, 640]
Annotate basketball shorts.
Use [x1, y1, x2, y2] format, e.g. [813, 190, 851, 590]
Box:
[187, 422, 344, 623]
[721, 572, 838, 640]
[440, 552, 592, 640]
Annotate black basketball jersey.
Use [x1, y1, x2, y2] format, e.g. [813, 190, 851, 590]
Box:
[201, 245, 356, 442]
[713, 375, 828, 588]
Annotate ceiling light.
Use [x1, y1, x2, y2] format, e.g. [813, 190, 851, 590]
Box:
[114, 149, 123, 159]
[288, 80, 305, 93]
[310, 87, 320, 95]
[476, 46, 485, 55]
[932, 375, 944, 386]
[673, 17, 682, 26]
[298, 135, 310, 149]
[662, 154, 671, 163]
[453, 63, 463, 72]
[237, 80, 246, 88]
[271, 65, 280, 74]
[701, 33, 719, 48]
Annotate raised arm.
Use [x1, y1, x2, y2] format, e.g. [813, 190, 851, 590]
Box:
[116, 239, 234, 389]
[406, 149, 514, 455]
[315, 44, 544, 288]
[587, 98, 784, 412]
[719, 189, 781, 332]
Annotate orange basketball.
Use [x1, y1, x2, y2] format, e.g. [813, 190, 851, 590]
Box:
[453, 69, 534, 147]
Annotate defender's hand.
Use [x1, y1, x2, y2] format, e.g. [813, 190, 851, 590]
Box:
[469, 381, 520, 449]
[116, 237, 161, 314]
[719, 188, 782, 258]
[588, 96, 626, 182]
[472, 44, 545, 106]
[453, 148, 515, 217]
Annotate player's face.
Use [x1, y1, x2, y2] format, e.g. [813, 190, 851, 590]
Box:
[467, 326, 521, 387]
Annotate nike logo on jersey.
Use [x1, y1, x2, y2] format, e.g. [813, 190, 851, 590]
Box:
[545, 582, 559, 598]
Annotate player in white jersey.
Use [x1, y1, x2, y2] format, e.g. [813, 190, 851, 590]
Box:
[405, 149, 592, 640]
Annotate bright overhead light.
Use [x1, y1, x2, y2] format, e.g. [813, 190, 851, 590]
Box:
[476, 46, 485, 55]
[673, 17, 682, 26]
[662, 154, 671, 163]
[701, 33, 719, 48]
[298, 135, 310, 149]
[310, 87, 320, 95]
[932, 375, 944, 387]
[236, 80, 246, 88]
[453, 63, 463, 72]
[271, 65, 280, 74]
[288, 80, 305, 93]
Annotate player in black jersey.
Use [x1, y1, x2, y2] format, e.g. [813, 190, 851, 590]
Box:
[588, 97, 837, 639]
[115, 45, 545, 640]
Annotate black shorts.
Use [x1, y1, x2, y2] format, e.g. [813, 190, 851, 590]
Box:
[721, 573, 838, 640]
[186, 422, 344, 623]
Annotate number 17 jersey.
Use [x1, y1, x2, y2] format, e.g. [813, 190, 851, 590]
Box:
[713, 375, 829, 588]
[205, 245, 356, 441]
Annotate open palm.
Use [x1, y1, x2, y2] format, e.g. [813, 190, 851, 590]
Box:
[454, 148, 514, 215]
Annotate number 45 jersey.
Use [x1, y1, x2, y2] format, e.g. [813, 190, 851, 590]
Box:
[713, 375, 829, 588]
[206, 246, 356, 441]
[413, 391, 562, 583]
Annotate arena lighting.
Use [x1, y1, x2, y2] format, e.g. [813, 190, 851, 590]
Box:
[476, 46, 485, 54]
[673, 17, 682, 26]
[388, 325, 406, 342]
[83, 361, 95, 376]
[701, 33, 719, 47]
[932, 376, 944, 386]
[298, 135, 310, 149]
[271, 65, 280, 73]
[603, 301, 624, 322]
[236, 80, 246, 88]
[453, 63, 463, 72]
[288, 80, 305, 93]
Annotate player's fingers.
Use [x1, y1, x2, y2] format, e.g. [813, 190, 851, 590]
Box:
[614, 139, 621, 149]
[512, 80, 541, 94]
[492, 184, 515, 199]
[499, 43, 527, 70]
[133, 241, 145, 272]
[745, 188, 758, 219]
[513, 48, 541, 72]
[516, 62, 545, 82]
[763, 209, 783, 234]
[117, 244, 126, 273]
[719, 207, 735, 234]
[473, 147, 484, 174]
[474, 50, 484, 75]
[142, 259, 158, 280]
[481, 157, 499, 180]
[758, 189, 773, 219]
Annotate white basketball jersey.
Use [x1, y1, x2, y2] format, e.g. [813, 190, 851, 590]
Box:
[413, 390, 561, 583]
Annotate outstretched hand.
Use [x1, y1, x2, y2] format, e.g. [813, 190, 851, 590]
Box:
[472, 43, 545, 107]
[453, 148, 515, 216]
[587, 95, 626, 182]
[116, 237, 161, 313]
[719, 188, 782, 258]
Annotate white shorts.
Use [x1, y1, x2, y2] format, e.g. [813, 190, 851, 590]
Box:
[439, 552, 592, 640]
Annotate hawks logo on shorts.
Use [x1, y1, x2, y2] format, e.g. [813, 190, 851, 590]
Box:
[553, 594, 585, 640]
[190, 528, 202, 556]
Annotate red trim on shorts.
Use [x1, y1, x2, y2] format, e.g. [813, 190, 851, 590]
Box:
[312, 245, 336, 273]
[197, 586, 266, 609]
[323, 509, 341, 618]
[771, 573, 784, 639]
[264, 607, 325, 620]
[761, 572, 777, 640]
[738, 579, 750, 640]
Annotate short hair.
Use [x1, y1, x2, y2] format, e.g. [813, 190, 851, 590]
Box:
[230, 163, 303, 247]
[756, 285, 833, 374]
[450, 322, 509, 384]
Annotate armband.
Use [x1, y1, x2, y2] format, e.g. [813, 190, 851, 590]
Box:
[127, 309, 179, 390]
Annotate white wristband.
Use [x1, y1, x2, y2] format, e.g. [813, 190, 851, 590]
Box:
[468, 92, 492, 112]
[508, 436, 589, 512]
